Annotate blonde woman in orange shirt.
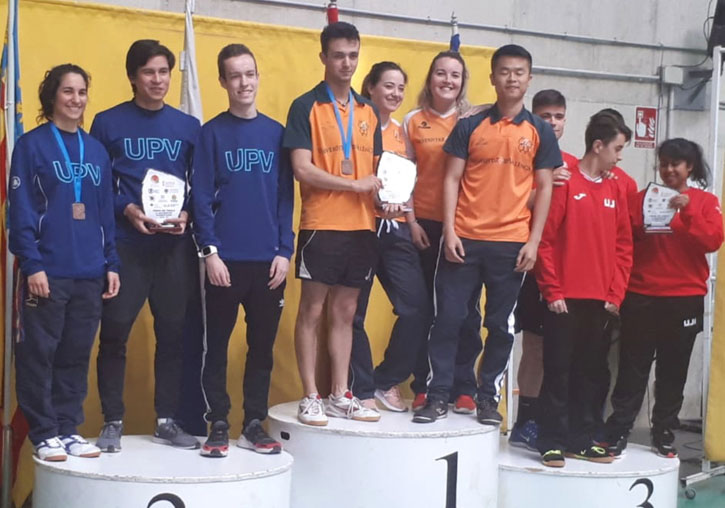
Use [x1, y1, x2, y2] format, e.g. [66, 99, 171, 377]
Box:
[403, 51, 482, 414]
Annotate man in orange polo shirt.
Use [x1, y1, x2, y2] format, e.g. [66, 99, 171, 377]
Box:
[283, 22, 384, 426]
[414, 44, 561, 424]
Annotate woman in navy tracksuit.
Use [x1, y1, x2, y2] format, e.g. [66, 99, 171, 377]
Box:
[9, 64, 120, 462]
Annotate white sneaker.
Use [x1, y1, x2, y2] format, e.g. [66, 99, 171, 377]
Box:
[327, 391, 380, 422]
[35, 437, 67, 462]
[298, 394, 328, 426]
[60, 434, 101, 458]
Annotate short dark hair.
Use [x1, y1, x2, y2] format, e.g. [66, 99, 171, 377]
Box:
[217, 44, 257, 79]
[532, 89, 566, 112]
[658, 138, 710, 188]
[320, 22, 360, 54]
[597, 108, 624, 123]
[491, 44, 532, 72]
[585, 112, 631, 153]
[37, 64, 90, 124]
[592, 109, 632, 142]
[126, 39, 175, 84]
[361, 61, 407, 99]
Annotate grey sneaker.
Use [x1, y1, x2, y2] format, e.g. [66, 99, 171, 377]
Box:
[97, 421, 123, 453]
[153, 419, 200, 449]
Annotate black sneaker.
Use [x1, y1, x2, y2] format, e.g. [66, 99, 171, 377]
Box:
[541, 449, 565, 468]
[601, 435, 628, 459]
[412, 398, 448, 423]
[652, 428, 678, 458]
[476, 398, 502, 426]
[238, 419, 281, 455]
[201, 421, 229, 458]
[153, 418, 200, 450]
[565, 444, 614, 463]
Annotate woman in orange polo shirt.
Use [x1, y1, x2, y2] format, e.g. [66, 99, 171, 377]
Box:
[350, 61, 426, 413]
[402, 51, 481, 413]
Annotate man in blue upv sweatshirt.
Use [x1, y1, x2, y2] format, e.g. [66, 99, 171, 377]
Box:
[91, 40, 201, 452]
[192, 44, 294, 458]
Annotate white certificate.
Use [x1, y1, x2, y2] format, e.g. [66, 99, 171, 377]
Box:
[141, 169, 185, 227]
[377, 151, 417, 204]
[643, 182, 679, 233]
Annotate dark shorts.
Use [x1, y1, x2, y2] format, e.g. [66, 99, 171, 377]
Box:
[295, 229, 378, 288]
[515, 272, 547, 335]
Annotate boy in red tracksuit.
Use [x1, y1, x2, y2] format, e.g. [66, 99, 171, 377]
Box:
[535, 112, 633, 467]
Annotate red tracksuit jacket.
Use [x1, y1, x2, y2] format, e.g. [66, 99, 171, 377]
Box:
[627, 187, 723, 297]
[536, 164, 633, 306]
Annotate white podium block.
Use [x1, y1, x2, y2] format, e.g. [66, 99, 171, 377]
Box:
[498, 438, 679, 508]
[268, 401, 499, 508]
[33, 435, 293, 508]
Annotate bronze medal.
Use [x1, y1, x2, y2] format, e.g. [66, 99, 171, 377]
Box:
[72, 202, 86, 220]
[341, 159, 354, 175]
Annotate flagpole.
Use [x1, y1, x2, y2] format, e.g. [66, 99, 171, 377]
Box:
[2, 0, 18, 504]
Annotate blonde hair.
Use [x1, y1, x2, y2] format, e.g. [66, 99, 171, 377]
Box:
[417, 51, 470, 115]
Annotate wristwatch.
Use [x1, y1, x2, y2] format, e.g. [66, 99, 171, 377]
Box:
[198, 245, 218, 258]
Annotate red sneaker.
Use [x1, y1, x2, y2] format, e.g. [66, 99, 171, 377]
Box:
[453, 395, 476, 414]
[412, 393, 427, 411]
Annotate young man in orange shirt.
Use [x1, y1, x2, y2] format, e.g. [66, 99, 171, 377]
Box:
[414, 45, 560, 424]
[283, 22, 384, 425]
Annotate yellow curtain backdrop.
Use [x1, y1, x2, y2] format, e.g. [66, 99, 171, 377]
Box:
[706, 229, 725, 461]
[0, 0, 498, 502]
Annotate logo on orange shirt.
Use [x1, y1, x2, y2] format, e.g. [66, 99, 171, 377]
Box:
[419, 121, 431, 129]
[359, 120, 370, 136]
[518, 137, 533, 153]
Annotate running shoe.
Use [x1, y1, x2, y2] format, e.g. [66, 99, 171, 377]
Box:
[565, 445, 614, 463]
[541, 449, 565, 468]
[599, 435, 628, 459]
[60, 435, 101, 458]
[652, 428, 678, 458]
[238, 419, 282, 454]
[96, 420, 123, 453]
[201, 421, 229, 458]
[374, 386, 407, 412]
[326, 391, 380, 422]
[453, 394, 476, 414]
[412, 393, 427, 411]
[509, 420, 538, 451]
[153, 418, 200, 449]
[298, 393, 328, 426]
[476, 398, 503, 426]
[412, 398, 448, 423]
[34, 437, 67, 462]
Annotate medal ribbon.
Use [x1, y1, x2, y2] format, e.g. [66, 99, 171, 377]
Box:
[325, 84, 354, 162]
[50, 123, 85, 203]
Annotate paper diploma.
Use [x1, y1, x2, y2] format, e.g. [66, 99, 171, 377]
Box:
[377, 151, 417, 204]
[643, 182, 679, 233]
[141, 169, 185, 226]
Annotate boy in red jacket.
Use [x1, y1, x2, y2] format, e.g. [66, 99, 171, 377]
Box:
[535, 112, 633, 467]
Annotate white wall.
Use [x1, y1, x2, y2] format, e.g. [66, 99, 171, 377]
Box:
[87, 0, 720, 425]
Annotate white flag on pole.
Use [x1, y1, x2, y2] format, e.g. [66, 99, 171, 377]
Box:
[180, 0, 203, 121]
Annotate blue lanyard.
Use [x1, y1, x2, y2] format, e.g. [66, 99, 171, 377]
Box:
[325, 84, 354, 160]
[50, 123, 84, 203]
